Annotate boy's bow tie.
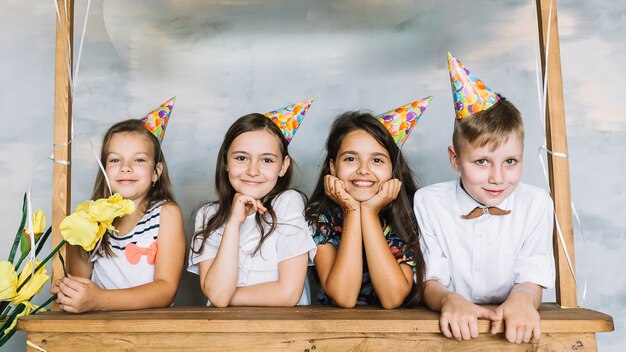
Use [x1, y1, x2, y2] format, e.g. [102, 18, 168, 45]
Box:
[462, 206, 511, 219]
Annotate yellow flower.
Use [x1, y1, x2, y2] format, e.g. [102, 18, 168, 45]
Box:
[86, 193, 135, 223]
[75, 200, 93, 213]
[22, 209, 46, 236]
[3, 301, 38, 334]
[59, 210, 100, 251]
[12, 260, 49, 305]
[0, 261, 18, 301]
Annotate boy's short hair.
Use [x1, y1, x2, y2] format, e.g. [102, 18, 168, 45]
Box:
[452, 95, 524, 155]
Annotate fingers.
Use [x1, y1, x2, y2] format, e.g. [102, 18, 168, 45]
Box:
[233, 193, 266, 215]
[60, 279, 81, 296]
[531, 325, 541, 343]
[439, 317, 453, 339]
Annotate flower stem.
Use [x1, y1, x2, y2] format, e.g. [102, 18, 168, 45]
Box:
[30, 295, 57, 315]
[17, 240, 67, 291]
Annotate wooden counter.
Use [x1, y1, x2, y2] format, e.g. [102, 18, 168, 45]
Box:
[18, 303, 613, 351]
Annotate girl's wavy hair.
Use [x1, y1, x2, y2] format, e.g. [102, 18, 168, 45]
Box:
[91, 119, 176, 257]
[192, 113, 294, 256]
[305, 111, 425, 307]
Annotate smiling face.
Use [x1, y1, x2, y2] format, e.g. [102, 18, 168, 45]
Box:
[330, 129, 393, 202]
[106, 132, 162, 206]
[226, 129, 290, 200]
[449, 132, 523, 206]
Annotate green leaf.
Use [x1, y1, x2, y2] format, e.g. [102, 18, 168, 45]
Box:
[0, 325, 18, 347]
[18, 234, 30, 264]
[31, 295, 56, 315]
[0, 304, 25, 347]
[8, 193, 28, 264]
[35, 227, 52, 256]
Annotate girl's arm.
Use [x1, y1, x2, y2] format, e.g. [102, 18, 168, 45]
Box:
[67, 244, 93, 278]
[228, 253, 308, 306]
[360, 179, 413, 309]
[199, 194, 265, 307]
[56, 202, 186, 312]
[315, 175, 364, 308]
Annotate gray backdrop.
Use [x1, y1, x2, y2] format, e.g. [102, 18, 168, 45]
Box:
[1, 0, 623, 350]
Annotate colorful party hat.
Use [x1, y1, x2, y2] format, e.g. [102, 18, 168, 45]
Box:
[448, 52, 500, 119]
[264, 98, 313, 143]
[375, 96, 432, 147]
[140, 97, 176, 143]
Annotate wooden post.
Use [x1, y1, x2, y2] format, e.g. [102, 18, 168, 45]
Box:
[535, 0, 577, 307]
[51, 0, 74, 310]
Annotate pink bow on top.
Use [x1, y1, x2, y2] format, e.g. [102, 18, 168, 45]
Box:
[125, 241, 158, 265]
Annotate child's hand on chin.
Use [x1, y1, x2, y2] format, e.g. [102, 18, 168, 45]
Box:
[361, 179, 401, 213]
[55, 274, 104, 313]
[230, 193, 267, 224]
[323, 175, 359, 214]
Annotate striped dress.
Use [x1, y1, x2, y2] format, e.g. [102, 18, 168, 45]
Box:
[91, 201, 163, 289]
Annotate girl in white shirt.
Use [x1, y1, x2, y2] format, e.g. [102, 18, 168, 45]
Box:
[189, 109, 315, 307]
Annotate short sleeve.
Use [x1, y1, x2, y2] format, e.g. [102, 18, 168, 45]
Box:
[514, 190, 556, 289]
[308, 209, 342, 249]
[187, 204, 222, 275]
[414, 190, 451, 286]
[385, 226, 416, 271]
[272, 191, 317, 262]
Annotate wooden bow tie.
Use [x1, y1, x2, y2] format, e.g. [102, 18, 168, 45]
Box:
[462, 206, 511, 219]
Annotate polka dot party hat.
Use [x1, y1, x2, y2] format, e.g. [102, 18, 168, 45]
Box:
[140, 97, 175, 143]
[448, 52, 500, 119]
[264, 98, 313, 143]
[375, 96, 432, 147]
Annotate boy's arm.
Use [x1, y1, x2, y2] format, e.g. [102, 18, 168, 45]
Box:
[491, 282, 542, 344]
[424, 279, 501, 341]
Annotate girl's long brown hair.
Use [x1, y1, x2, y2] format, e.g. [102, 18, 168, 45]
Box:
[192, 113, 294, 256]
[91, 119, 176, 257]
[306, 111, 425, 306]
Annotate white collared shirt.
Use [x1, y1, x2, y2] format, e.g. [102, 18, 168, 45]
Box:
[188, 190, 317, 306]
[413, 180, 555, 304]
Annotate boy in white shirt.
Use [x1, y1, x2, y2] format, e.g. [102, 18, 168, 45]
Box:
[413, 53, 555, 344]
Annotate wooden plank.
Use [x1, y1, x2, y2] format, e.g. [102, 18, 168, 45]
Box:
[18, 304, 614, 334]
[51, 0, 74, 311]
[24, 332, 598, 352]
[535, 0, 577, 307]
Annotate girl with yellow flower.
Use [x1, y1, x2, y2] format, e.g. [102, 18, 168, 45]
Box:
[52, 103, 185, 313]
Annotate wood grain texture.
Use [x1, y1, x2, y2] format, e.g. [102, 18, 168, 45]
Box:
[535, 0, 577, 308]
[24, 332, 598, 352]
[51, 0, 74, 311]
[18, 304, 613, 334]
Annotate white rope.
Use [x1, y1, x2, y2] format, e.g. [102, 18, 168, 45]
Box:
[27, 340, 48, 352]
[72, 0, 92, 90]
[52, 0, 62, 29]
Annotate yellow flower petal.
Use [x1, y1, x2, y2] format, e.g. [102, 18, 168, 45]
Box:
[60, 211, 100, 250]
[3, 301, 36, 333]
[0, 261, 18, 301]
[22, 209, 46, 236]
[75, 200, 93, 213]
[17, 260, 46, 287]
[12, 271, 49, 305]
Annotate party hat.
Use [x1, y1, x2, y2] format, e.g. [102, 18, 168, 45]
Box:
[376, 96, 432, 147]
[448, 52, 499, 119]
[264, 98, 313, 143]
[140, 97, 176, 143]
